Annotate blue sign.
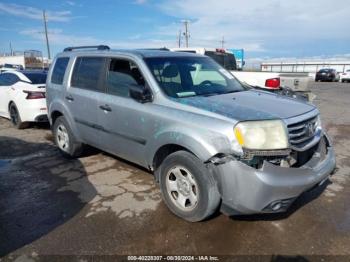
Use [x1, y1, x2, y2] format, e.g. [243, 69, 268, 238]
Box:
[229, 49, 244, 60]
[228, 49, 244, 69]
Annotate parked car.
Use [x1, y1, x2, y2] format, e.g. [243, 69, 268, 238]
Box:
[46, 45, 336, 222]
[315, 68, 337, 82]
[0, 70, 48, 129]
[339, 70, 350, 83]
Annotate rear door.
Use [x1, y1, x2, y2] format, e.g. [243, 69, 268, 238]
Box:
[66, 56, 106, 147]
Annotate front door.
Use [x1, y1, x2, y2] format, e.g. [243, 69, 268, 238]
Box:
[97, 58, 153, 166]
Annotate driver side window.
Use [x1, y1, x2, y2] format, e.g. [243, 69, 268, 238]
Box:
[106, 58, 145, 98]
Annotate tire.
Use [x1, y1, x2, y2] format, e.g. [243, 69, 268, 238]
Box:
[158, 150, 220, 222]
[53, 116, 83, 158]
[9, 103, 29, 129]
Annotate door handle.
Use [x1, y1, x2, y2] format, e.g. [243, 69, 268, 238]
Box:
[99, 105, 112, 112]
[65, 95, 74, 102]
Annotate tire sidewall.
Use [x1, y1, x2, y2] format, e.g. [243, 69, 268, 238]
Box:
[53, 116, 76, 157]
[159, 151, 219, 222]
[9, 103, 27, 129]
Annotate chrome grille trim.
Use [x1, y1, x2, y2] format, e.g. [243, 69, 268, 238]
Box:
[286, 111, 321, 151]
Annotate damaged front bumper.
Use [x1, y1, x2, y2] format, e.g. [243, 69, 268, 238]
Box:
[212, 134, 336, 215]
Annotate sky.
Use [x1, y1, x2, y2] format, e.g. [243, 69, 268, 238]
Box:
[0, 0, 349, 61]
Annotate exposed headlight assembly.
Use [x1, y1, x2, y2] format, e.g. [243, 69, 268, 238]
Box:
[234, 120, 288, 150]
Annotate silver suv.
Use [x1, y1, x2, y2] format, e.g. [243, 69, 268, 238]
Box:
[46, 45, 336, 222]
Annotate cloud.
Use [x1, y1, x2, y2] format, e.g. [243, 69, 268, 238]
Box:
[134, 0, 147, 4]
[0, 3, 72, 22]
[66, 1, 76, 6]
[19, 28, 176, 50]
[156, 0, 350, 54]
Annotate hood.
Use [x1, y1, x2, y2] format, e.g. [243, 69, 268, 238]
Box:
[175, 90, 315, 121]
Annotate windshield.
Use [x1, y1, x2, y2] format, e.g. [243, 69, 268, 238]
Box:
[319, 69, 331, 73]
[23, 72, 47, 84]
[204, 51, 237, 71]
[144, 56, 244, 98]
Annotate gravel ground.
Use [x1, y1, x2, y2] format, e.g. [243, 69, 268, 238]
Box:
[0, 81, 350, 261]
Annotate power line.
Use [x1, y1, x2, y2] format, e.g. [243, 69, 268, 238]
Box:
[43, 10, 51, 60]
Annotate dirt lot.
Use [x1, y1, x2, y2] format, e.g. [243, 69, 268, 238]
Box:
[1, 81, 350, 260]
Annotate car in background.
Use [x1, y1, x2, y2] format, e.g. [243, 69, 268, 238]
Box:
[339, 70, 350, 83]
[0, 70, 48, 129]
[315, 68, 337, 82]
[0, 64, 24, 73]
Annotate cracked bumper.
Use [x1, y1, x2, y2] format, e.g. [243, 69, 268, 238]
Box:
[215, 135, 336, 215]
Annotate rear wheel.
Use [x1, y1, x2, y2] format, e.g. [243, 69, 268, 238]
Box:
[9, 103, 29, 129]
[158, 151, 220, 222]
[53, 116, 83, 158]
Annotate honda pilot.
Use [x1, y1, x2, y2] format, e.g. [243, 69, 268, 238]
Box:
[46, 45, 336, 222]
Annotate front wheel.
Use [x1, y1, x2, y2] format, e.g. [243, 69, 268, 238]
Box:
[158, 151, 220, 222]
[53, 116, 83, 158]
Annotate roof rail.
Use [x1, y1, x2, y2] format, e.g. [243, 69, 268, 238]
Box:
[141, 47, 170, 51]
[63, 45, 110, 52]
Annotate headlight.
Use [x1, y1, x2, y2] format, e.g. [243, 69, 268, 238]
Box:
[234, 120, 288, 150]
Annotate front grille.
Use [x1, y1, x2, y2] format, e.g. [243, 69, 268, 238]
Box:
[287, 116, 317, 149]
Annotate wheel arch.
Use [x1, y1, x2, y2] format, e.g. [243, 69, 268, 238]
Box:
[51, 110, 63, 125]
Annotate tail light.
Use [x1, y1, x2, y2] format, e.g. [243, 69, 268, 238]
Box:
[265, 78, 280, 89]
[215, 48, 226, 53]
[23, 90, 46, 99]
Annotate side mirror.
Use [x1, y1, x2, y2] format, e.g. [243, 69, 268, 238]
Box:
[129, 84, 153, 103]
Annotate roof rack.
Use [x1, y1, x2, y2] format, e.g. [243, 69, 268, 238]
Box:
[140, 47, 170, 51]
[63, 45, 110, 52]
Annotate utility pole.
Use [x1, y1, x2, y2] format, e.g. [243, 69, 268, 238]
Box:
[220, 36, 226, 49]
[43, 10, 51, 60]
[177, 30, 182, 48]
[9, 42, 13, 56]
[182, 20, 190, 47]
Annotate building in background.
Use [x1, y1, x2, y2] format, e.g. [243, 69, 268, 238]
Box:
[228, 49, 245, 70]
[261, 60, 350, 74]
[0, 50, 50, 70]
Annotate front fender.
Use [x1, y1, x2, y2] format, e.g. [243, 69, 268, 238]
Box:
[146, 127, 232, 167]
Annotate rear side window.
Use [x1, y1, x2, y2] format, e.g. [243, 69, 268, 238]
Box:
[0, 73, 20, 86]
[51, 57, 69, 85]
[71, 57, 105, 91]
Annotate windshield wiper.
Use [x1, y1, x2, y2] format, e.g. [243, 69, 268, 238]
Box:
[221, 90, 242, 94]
[201, 92, 223, 97]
